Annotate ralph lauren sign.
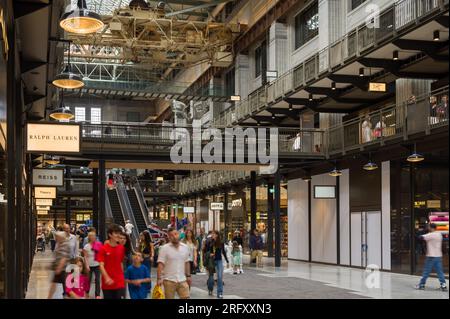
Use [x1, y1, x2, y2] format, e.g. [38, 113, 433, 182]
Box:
[33, 169, 64, 186]
[26, 123, 80, 153]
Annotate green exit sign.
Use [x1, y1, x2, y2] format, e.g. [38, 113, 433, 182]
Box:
[269, 188, 275, 194]
[172, 205, 178, 209]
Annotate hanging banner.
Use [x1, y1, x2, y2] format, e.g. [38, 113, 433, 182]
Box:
[33, 168, 64, 186]
[34, 186, 56, 199]
[35, 198, 53, 206]
[26, 123, 80, 153]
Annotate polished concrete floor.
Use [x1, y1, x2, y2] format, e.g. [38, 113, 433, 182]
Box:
[26, 247, 449, 299]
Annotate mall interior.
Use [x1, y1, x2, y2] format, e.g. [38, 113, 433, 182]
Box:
[0, 0, 449, 299]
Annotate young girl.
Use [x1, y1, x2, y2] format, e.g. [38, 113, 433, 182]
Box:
[65, 257, 90, 299]
[232, 241, 242, 275]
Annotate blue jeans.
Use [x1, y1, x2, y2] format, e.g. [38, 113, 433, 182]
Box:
[419, 257, 446, 286]
[207, 260, 224, 297]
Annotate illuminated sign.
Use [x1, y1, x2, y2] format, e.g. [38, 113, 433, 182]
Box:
[34, 187, 56, 199]
[26, 123, 80, 153]
[427, 200, 441, 209]
[0, 8, 9, 61]
[36, 199, 53, 206]
[37, 210, 48, 215]
[210, 202, 224, 210]
[368, 82, 387, 92]
[232, 199, 242, 207]
[183, 207, 195, 213]
[230, 95, 241, 101]
[414, 201, 426, 208]
[36, 206, 50, 211]
[33, 169, 64, 186]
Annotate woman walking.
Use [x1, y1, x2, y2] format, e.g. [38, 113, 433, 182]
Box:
[83, 231, 103, 299]
[182, 229, 198, 275]
[205, 230, 229, 298]
[138, 231, 154, 294]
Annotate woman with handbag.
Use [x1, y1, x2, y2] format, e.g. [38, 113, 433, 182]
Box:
[205, 231, 229, 298]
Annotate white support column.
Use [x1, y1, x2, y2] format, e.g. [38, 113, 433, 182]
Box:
[381, 161, 391, 270]
[235, 54, 250, 99]
[268, 21, 288, 76]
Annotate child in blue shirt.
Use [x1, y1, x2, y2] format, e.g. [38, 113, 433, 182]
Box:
[125, 252, 151, 299]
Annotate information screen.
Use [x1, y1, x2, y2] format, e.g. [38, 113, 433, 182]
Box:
[314, 186, 336, 199]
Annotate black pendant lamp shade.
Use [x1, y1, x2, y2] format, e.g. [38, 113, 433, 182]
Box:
[52, 64, 84, 89]
[60, 0, 104, 34]
[50, 91, 74, 121]
[407, 144, 425, 163]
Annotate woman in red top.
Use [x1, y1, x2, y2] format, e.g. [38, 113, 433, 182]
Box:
[98, 224, 126, 299]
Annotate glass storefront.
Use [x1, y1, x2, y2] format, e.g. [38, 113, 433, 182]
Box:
[391, 155, 449, 275]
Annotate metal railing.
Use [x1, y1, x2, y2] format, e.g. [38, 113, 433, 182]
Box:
[130, 177, 150, 227]
[326, 86, 449, 156]
[138, 180, 179, 193]
[220, 0, 447, 125]
[178, 170, 252, 195]
[57, 178, 93, 192]
[114, 175, 140, 243]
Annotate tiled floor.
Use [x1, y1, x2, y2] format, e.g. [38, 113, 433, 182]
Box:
[26, 248, 449, 299]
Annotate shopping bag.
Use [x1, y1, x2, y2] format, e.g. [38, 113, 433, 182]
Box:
[152, 285, 165, 299]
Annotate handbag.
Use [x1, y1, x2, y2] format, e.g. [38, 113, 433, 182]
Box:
[152, 285, 165, 299]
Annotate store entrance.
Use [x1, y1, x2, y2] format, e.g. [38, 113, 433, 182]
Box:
[351, 211, 382, 268]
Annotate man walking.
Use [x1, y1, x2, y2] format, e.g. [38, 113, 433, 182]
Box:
[125, 220, 134, 236]
[416, 223, 448, 291]
[157, 228, 191, 299]
[63, 223, 78, 259]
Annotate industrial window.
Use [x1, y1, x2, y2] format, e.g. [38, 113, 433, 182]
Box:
[255, 41, 266, 78]
[74, 107, 85, 122]
[90, 107, 101, 124]
[294, 2, 319, 49]
[126, 112, 140, 122]
[350, 0, 367, 10]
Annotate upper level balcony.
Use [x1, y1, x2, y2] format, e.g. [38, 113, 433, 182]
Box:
[216, 0, 449, 127]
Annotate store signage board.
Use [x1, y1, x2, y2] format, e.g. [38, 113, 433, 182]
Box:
[210, 202, 224, 210]
[37, 210, 48, 215]
[26, 123, 81, 154]
[228, 203, 232, 210]
[368, 82, 387, 92]
[33, 169, 64, 186]
[183, 207, 195, 213]
[232, 199, 242, 207]
[35, 199, 53, 206]
[36, 206, 50, 211]
[34, 186, 56, 199]
[314, 186, 336, 199]
[427, 200, 441, 209]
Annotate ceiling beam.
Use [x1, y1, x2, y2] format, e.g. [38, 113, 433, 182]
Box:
[327, 74, 371, 90]
[435, 16, 449, 28]
[266, 107, 300, 120]
[359, 57, 443, 79]
[393, 39, 449, 62]
[13, 1, 49, 19]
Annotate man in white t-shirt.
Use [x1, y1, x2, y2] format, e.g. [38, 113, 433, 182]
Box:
[125, 220, 134, 236]
[416, 224, 448, 291]
[157, 228, 191, 299]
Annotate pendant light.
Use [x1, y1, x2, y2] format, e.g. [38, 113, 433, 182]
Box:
[433, 30, 440, 41]
[393, 50, 399, 61]
[363, 153, 378, 171]
[329, 168, 342, 177]
[60, 0, 104, 34]
[289, 104, 293, 111]
[50, 90, 74, 121]
[331, 82, 336, 90]
[407, 143, 425, 163]
[309, 93, 313, 102]
[359, 67, 364, 77]
[52, 42, 84, 89]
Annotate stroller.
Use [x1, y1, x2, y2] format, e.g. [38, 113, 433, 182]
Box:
[36, 237, 46, 252]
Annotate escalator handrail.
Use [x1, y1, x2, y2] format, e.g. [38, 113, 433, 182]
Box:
[131, 176, 150, 228]
[105, 185, 113, 220]
[114, 175, 140, 246]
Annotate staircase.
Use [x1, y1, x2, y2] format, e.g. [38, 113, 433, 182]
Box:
[107, 189, 125, 226]
[127, 189, 148, 233]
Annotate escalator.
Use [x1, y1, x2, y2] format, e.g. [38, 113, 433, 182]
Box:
[107, 189, 125, 226]
[127, 189, 148, 233]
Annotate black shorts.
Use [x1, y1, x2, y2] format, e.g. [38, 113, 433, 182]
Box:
[103, 288, 126, 299]
[52, 272, 66, 284]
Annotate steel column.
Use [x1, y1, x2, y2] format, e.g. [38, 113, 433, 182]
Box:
[92, 168, 99, 231]
[274, 169, 281, 267]
[250, 171, 257, 231]
[267, 182, 274, 257]
[99, 160, 106, 242]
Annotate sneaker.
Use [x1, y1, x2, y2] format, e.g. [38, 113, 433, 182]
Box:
[440, 284, 447, 291]
[208, 290, 213, 296]
[218, 294, 223, 299]
[233, 272, 238, 275]
[415, 284, 425, 290]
